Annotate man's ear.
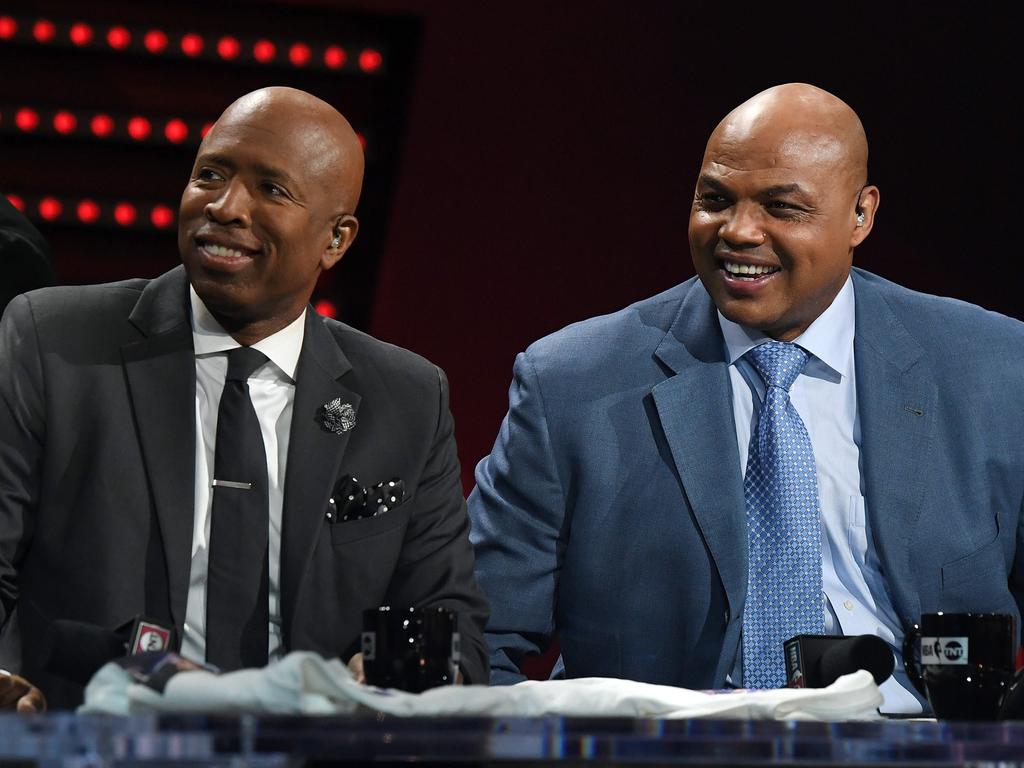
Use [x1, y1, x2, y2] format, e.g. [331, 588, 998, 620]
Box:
[322, 214, 359, 270]
[851, 185, 879, 247]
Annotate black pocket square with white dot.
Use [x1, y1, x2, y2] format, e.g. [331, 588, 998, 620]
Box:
[326, 474, 405, 523]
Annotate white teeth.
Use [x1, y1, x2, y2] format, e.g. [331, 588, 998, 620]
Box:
[205, 243, 249, 259]
[724, 261, 777, 276]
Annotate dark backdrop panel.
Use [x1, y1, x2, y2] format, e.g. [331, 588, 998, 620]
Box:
[353, 0, 1017, 489]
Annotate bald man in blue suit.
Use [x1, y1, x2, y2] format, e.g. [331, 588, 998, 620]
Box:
[468, 84, 1024, 713]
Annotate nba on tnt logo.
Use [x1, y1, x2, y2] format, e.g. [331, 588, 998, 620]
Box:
[920, 636, 969, 665]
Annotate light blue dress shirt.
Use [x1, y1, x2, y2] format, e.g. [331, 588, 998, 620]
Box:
[719, 276, 924, 714]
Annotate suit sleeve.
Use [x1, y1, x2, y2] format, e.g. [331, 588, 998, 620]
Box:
[467, 350, 567, 684]
[383, 367, 490, 684]
[0, 295, 44, 628]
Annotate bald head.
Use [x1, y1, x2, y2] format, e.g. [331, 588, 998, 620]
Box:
[688, 83, 880, 341]
[210, 86, 365, 211]
[179, 87, 365, 344]
[709, 83, 868, 192]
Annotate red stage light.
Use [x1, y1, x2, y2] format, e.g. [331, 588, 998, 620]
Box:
[53, 111, 77, 134]
[181, 32, 204, 56]
[217, 35, 240, 60]
[144, 29, 167, 53]
[77, 199, 101, 224]
[15, 108, 39, 132]
[164, 118, 188, 144]
[107, 25, 131, 50]
[289, 42, 311, 67]
[356, 133, 367, 150]
[6, 194, 25, 212]
[358, 48, 382, 73]
[314, 299, 338, 318]
[33, 19, 56, 43]
[114, 202, 137, 226]
[324, 45, 346, 69]
[127, 116, 151, 140]
[150, 205, 174, 229]
[69, 22, 93, 46]
[0, 16, 17, 40]
[253, 39, 275, 63]
[38, 197, 62, 221]
[90, 113, 114, 137]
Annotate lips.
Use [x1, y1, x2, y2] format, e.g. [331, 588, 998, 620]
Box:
[721, 260, 780, 280]
[194, 234, 262, 273]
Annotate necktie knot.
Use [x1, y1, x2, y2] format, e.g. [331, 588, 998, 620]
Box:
[746, 341, 808, 393]
[226, 346, 268, 382]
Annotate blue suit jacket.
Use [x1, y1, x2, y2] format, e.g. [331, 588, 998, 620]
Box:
[468, 269, 1024, 687]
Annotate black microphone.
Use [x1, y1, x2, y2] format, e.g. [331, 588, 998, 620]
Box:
[784, 634, 895, 689]
[40, 616, 175, 685]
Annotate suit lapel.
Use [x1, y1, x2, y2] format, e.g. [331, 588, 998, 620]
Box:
[852, 271, 936, 626]
[279, 311, 360, 644]
[121, 266, 195, 634]
[652, 283, 748, 617]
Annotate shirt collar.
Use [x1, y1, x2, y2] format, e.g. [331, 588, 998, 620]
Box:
[717, 274, 855, 380]
[189, 285, 306, 381]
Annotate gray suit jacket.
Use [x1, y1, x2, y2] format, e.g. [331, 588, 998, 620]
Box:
[0, 266, 488, 707]
[469, 268, 1024, 686]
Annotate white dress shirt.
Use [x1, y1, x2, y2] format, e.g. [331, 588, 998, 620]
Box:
[719, 276, 923, 714]
[181, 286, 305, 665]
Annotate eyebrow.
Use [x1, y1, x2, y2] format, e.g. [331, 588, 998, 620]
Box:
[696, 175, 809, 200]
[197, 152, 300, 188]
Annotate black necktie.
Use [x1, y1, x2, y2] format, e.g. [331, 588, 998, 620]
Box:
[206, 346, 270, 670]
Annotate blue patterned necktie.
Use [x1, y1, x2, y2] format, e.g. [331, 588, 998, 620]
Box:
[742, 341, 825, 688]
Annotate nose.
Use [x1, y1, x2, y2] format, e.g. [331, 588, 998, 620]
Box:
[204, 179, 252, 227]
[717, 201, 765, 248]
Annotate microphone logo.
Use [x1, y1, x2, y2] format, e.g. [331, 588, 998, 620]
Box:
[131, 621, 172, 655]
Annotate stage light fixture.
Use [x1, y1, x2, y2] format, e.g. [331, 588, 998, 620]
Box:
[323, 45, 346, 69]
[32, 19, 55, 43]
[253, 39, 275, 63]
[52, 111, 77, 134]
[77, 199, 101, 223]
[144, 29, 168, 54]
[69, 22, 93, 46]
[107, 25, 131, 50]
[38, 197, 62, 221]
[127, 116, 152, 140]
[164, 118, 188, 143]
[289, 42, 311, 67]
[358, 48, 382, 73]
[180, 32, 203, 56]
[90, 113, 115, 137]
[0, 16, 17, 40]
[114, 202, 137, 226]
[217, 35, 240, 60]
[150, 204, 175, 228]
[314, 299, 338, 319]
[15, 108, 39, 132]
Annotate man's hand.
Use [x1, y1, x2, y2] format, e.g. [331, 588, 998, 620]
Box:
[0, 671, 46, 712]
[346, 652, 367, 684]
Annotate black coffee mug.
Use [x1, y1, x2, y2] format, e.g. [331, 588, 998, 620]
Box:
[904, 612, 1016, 720]
[361, 606, 460, 692]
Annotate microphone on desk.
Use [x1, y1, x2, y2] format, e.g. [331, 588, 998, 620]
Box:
[784, 634, 895, 689]
[41, 615, 175, 685]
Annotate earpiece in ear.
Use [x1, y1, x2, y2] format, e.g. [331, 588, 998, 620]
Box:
[330, 234, 341, 249]
[856, 213, 865, 227]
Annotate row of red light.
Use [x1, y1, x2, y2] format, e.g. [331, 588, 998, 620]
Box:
[6, 193, 176, 230]
[1, 106, 368, 150]
[0, 15, 384, 74]
[1, 106, 210, 145]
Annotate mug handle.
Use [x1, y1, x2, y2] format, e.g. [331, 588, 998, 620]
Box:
[902, 623, 928, 696]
